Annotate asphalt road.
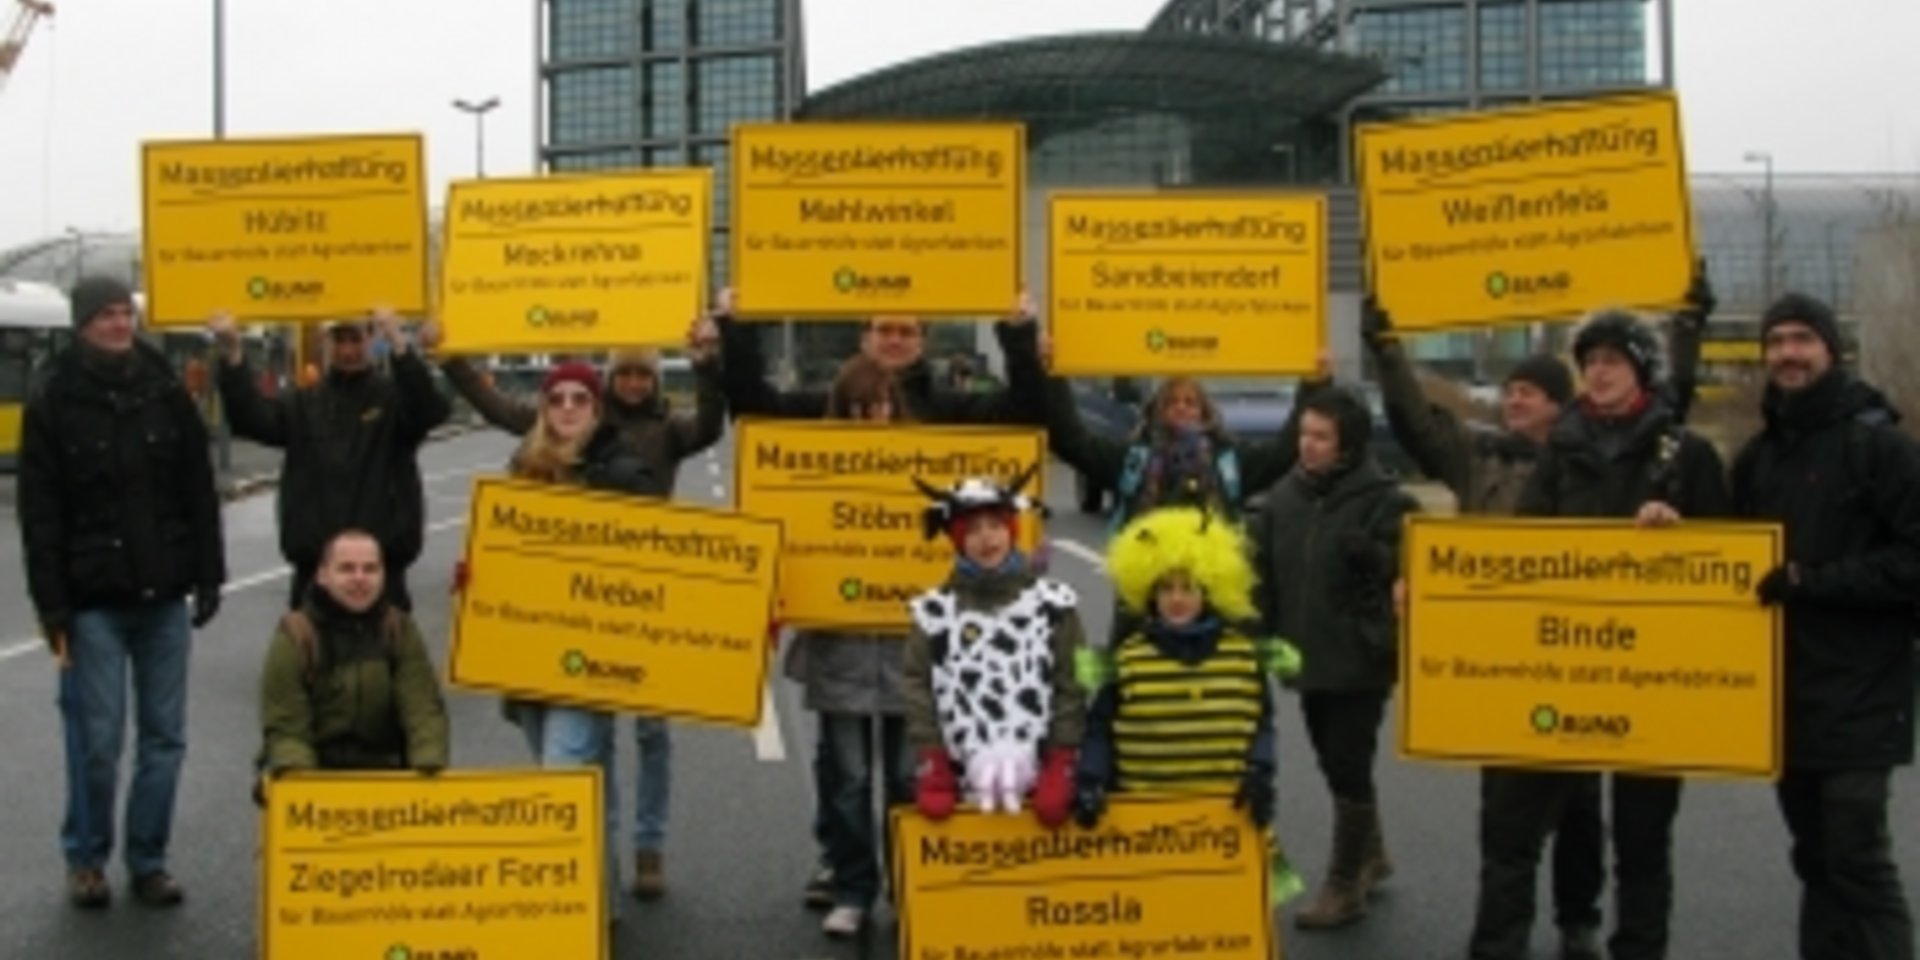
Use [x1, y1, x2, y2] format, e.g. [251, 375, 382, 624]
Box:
[0, 429, 1913, 959]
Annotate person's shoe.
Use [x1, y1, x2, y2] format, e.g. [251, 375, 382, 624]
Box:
[821, 904, 865, 938]
[1294, 798, 1369, 930]
[131, 871, 184, 908]
[1560, 924, 1603, 960]
[68, 869, 110, 910]
[631, 851, 666, 901]
[802, 867, 834, 911]
[1355, 802, 1393, 895]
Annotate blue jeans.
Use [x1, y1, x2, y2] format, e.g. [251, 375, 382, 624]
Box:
[631, 715, 671, 854]
[819, 713, 914, 909]
[60, 600, 191, 875]
[514, 703, 620, 918]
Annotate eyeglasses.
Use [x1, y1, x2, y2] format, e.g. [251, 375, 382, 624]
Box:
[546, 389, 595, 409]
[612, 367, 655, 379]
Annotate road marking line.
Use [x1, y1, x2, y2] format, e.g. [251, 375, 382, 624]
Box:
[1049, 537, 1105, 570]
[707, 462, 722, 477]
[710, 484, 727, 500]
[752, 682, 786, 762]
[0, 515, 471, 666]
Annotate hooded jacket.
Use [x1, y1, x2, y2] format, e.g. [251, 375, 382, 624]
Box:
[1517, 396, 1729, 521]
[442, 354, 724, 498]
[1732, 371, 1919, 769]
[19, 341, 226, 628]
[219, 350, 450, 574]
[257, 588, 449, 772]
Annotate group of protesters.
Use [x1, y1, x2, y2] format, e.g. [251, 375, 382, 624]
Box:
[14, 270, 1915, 959]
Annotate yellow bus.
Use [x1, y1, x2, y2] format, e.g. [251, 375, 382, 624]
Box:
[0, 279, 70, 472]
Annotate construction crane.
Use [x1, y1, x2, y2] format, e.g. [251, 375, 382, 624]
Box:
[0, 0, 54, 97]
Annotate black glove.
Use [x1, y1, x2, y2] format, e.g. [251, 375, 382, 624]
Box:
[1679, 260, 1716, 327]
[191, 586, 222, 629]
[1073, 776, 1108, 830]
[1360, 296, 1392, 347]
[1234, 766, 1276, 830]
[1756, 564, 1799, 606]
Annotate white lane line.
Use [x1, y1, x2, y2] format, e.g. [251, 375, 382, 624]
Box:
[706, 462, 722, 477]
[0, 515, 472, 665]
[710, 484, 727, 500]
[752, 681, 786, 762]
[1049, 537, 1106, 571]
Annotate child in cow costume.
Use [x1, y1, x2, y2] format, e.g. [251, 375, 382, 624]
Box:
[904, 469, 1088, 826]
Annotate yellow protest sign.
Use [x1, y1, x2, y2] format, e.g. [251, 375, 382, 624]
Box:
[141, 134, 428, 326]
[260, 768, 605, 960]
[730, 123, 1025, 317]
[437, 170, 712, 352]
[1401, 517, 1783, 778]
[449, 478, 782, 726]
[734, 420, 1045, 631]
[890, 797, 1276, 960]
[1357, 93, 1694, 332]
[1048, 192, 1326, 376]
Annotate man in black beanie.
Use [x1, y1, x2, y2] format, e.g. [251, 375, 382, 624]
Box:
[1733, 291, 1916, 959]
[17, 275, 225, 909]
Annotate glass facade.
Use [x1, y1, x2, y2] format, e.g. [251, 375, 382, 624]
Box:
[1537, 1, 1645, 89]
[540, 0, 803, 287]
[1353, 6, 1468, 96]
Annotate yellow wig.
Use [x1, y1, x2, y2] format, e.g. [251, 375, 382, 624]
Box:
[1105, 507, 1259, 622]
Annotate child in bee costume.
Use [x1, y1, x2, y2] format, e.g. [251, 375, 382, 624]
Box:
[1073, 506, 1305, 905]
[904, 469, 1089, 825]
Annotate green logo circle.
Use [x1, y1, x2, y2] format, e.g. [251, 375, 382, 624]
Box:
[1486, 272, 1511, 299]
[834, 268, 858, 292]
[562, 650, 587, 676]
[248, 277, 269, 300]
[1531, 705, 1559, 734]
[1145, 329, 1168, 352]
[526, 305, 550, 326]
[385, 945, 411, 960]
[838, 578, 862, 601]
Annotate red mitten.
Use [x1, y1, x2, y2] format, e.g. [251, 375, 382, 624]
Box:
[916, 749, 959, 821]
[450, 559, 471, 595]
[1032, 747, 1076, 828]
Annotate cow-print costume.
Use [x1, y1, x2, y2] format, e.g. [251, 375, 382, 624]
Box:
[911, 577, 1077, 769]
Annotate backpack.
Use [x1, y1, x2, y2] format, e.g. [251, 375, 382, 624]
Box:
[1110, 444, 1242, 534]
[251, 608, 408, 805]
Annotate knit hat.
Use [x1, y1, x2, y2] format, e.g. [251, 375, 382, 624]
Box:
[1105, 506, 1258, 622]
[541, 361, 603, 404]
[607, 347, 661, 374]
[915, 467, 1046, 553]
[1572, 310, 1661, 387]
[69, 276, 134, 329]
[1760, 292, 1842, 361]
[1504, 354, 1574, 405]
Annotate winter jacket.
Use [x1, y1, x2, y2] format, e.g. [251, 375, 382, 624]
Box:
[1732, 371, 1920, 769]
[219, 351, 450, 574]
[784, 630, 906, 716]
[441, 355, 726, 498]
[258, 589, 449, 772]
[1517, 398, 1730, 521]
[902, 566, 1088, 754]
[1254, 458, 1416, 691]
[19, 342, 225, 629]
[715, 315, 1046, 426]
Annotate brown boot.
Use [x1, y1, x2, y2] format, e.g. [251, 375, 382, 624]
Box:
[631, 851, 666, 901]
[1294, 798, 1369, 930]
[1355, 801, 1393, 896]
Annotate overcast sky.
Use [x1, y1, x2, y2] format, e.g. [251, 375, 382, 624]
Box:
[0, 0, 1914, 253]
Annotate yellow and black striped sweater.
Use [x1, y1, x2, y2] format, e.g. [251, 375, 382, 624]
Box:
[1085, 625, 1274, 795]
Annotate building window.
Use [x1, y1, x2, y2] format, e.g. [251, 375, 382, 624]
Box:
[550, 67, 637, 146]
[695, 55, 778, 136]
[646, 146, 686, 167]
[649, 0, 685, 50]
[550, 149, 640, 172]
[1538, 0, 1645, 89]
[648, 62, 685, 137]
[697, 0, 780, 46]
[550, 0, 639, 62]
[1477, 2, 1526, 92]
[694, 143, 732, 224]
[1354, 6, 1468, 96]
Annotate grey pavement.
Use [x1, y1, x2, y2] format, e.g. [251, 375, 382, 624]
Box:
[0, 430, 1912, 959]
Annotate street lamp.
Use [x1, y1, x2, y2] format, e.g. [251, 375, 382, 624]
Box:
[1744, 150, 1777, 304]
[453, 97, 501, 178]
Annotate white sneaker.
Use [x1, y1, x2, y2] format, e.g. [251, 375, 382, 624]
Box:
[821, 905, 865, 938]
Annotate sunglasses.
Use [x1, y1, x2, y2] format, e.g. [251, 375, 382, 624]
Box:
[546, 389, 595, 409]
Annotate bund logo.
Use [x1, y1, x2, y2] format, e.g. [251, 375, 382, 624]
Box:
[1144, 328, 1220, 355]
[1485, 270, 1572, 301]
[246, 276, 325, 303]
[1530, 704, 1631, 739]
[526, 305, 599, 329]
[560, 649, 645, 686]
[837, 577, 918, 604]
[833, 267, 911, 297]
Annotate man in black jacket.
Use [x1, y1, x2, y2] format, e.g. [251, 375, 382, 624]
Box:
[1733, 292, 1916, 960]
[1254, 384, 1418, 930]
[1467, 311, 1730, 960]
[18, 276, 225, 909]
[212, 309, 450, 610]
